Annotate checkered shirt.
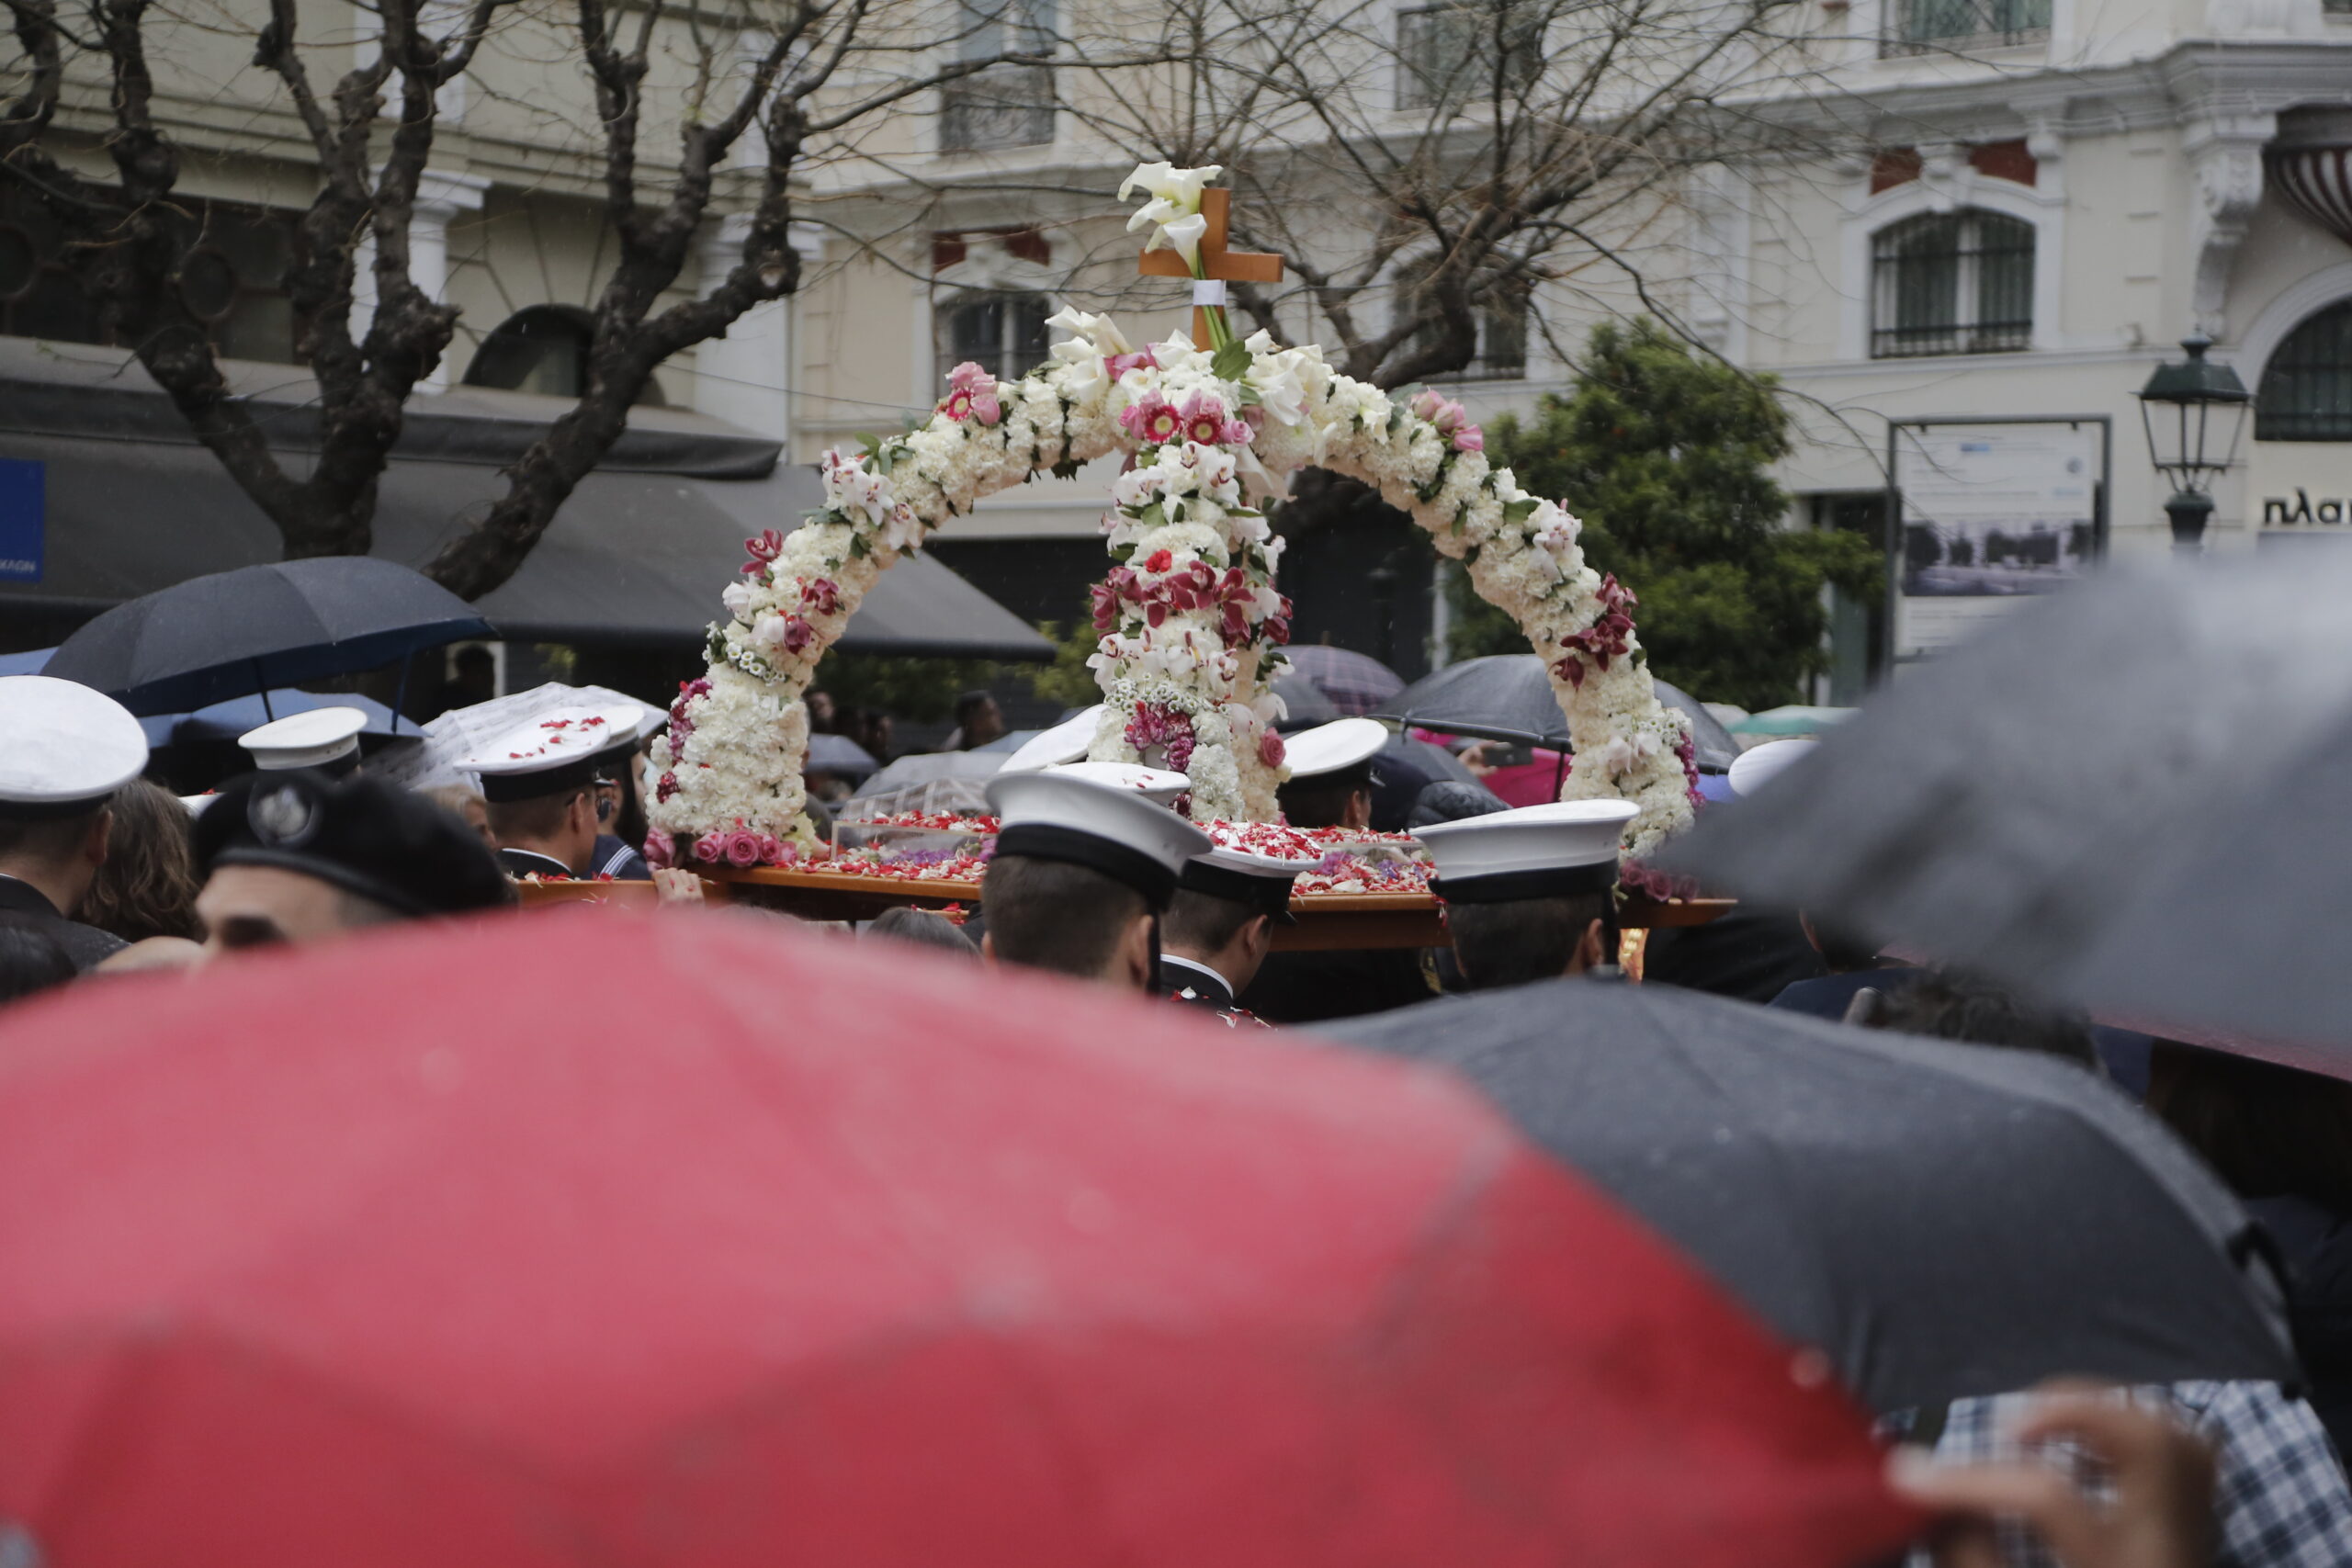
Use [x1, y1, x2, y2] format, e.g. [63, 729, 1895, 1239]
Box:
[1896, 1382, 2352, 1568]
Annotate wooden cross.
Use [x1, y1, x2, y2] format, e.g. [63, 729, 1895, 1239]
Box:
[1138, 187, 1284, 344]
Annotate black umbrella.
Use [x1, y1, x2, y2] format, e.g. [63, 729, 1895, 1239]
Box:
[44, 558, 493, 717]
[1269, 668, 1341, 729]
[1326, 978, 2294, 1412]
[1368, 733, 1503, 832]
[1375, 654, 1568, 747]
[1374, 654, 1738, 771]
[1659, 551, 2352, 1010]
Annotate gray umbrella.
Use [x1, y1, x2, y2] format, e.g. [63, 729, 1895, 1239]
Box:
[2060, 711, 2352, 1062]
[1374, 654, 1739, 771]
[1659, 551, 2352, 1011]
[1325, 978, 2294, 1413]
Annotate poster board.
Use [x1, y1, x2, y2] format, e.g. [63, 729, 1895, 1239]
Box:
[1884, 419, 2109, 666]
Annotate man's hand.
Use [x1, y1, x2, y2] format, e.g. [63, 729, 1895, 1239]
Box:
[1889, 1387, 2217, 1568]
[652, 869, 707, 907]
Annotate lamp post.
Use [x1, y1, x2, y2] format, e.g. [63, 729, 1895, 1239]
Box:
[2136, 333, 2251, 554]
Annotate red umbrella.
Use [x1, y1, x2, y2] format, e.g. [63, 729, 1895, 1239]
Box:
[0, 911, 1913, 1567]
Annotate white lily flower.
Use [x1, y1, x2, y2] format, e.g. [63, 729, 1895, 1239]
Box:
[1125, 196, 1183, 234]
[1146, 211, 1209, 266]
[1119, 161, 1222, 210]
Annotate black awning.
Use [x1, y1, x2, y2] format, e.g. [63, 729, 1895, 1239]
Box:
[0, 409, 1051, 660]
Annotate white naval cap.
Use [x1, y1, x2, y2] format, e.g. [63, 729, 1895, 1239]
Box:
[458, 701, 644, 804]
[1415, 797, 1639, 904]
[238, 705, 368, 774]
[1280, 716, 1386, 779]
[998, 705, 1103, 773]
[1046, 760, 1191, 805]
[1727, 739, 1817, 799]
[0, 675, 148, 817]
[1180, 842, 1302, 922]
[984, 766, 1212, 910]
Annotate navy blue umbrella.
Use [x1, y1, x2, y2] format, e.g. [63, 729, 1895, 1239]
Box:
[44, 559, 492, 717]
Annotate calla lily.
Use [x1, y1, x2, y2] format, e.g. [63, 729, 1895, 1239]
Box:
[1119, 161, 1222, 210]
[1149, 211, 1210, 266]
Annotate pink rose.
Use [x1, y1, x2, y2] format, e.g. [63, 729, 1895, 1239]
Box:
[693, 833, 726, 864]
[725, 829, 763, 868]
[643, 832, 674, 870]
[1260, 728, 1286, 768]
[1453, 424, 1483, 453]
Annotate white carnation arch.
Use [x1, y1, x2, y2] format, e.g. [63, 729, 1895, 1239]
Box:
[648, 312, 1697, 863]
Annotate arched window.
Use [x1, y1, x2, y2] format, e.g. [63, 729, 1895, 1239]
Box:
[2256, 299, 2352, 442]
[1870, 209, 2034, 358]
[936, 290, 1052, 382]
[465, 306, 595, 398]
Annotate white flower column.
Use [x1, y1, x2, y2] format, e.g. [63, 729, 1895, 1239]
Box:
[695, 215, 824, 443]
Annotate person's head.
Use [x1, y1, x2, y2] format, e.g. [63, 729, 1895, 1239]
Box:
[1802, 911, 1882, 974]
[1446, 893, 1611, 990]
[1161, 890, 1276, 992]
[956, 691, 1005, 748]
[1277, 719, 1387, 830]
[980, 854, 1155, 987]
[1279, 761, 1374, 829]
[2147, 1045, 2352, 1214]
[484, 785, 598, 874]
[1874, 969, 2098, 1068]
[0, 806, 113, 918]
[864, 904, 978, 957]
[424, 784, 495, 852]
[463, 705, 643, 875]
[236, 706, 367, 778]
[0, 674, 149, 919]
[806, 690, 837, 731]
[76, 778, 202, 943]
[0, 914, 76, 1005]
[192, 773, 512, 954]
[1408, 781, 1508, 830]
[448, 645, 496, 705]
[978, 767, 1209, 990]
[1161, 848, 1298, 995]
[1417, 797, 1636, 992]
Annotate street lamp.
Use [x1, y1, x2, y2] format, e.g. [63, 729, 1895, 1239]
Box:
[2136, 333, 2251, 553]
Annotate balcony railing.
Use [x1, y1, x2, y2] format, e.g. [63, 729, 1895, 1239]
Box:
[941, 66, 1055, 152]
[1881, 0, 2049, 54]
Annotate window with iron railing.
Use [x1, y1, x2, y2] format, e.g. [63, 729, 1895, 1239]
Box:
[938, 290, 1053, 384]
[1882, 0, 2049, 54]
[941, 0, 1056, 151]
[1416, 292, 1532, 379]
[1870, 209, 2033, 358]
[1396, 1, 1543, 110]
[0, 188, 303, 363]
[2256, 299, 2352, 441]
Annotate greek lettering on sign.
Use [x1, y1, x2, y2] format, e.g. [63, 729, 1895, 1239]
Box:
[2260, 490, 2352, 525]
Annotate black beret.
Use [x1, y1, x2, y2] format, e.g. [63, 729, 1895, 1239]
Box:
[194, 773, 513, 919]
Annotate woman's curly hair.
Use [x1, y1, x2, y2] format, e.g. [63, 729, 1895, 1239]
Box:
[80, 778, 203, 943]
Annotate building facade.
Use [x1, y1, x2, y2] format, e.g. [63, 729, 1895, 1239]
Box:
[771, 0, 2352, 698]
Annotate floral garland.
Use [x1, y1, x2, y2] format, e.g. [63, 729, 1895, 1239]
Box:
[647, 170, 1697, 860]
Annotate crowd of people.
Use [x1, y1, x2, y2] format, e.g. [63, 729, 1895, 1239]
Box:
[3, 666, 2346, 1567]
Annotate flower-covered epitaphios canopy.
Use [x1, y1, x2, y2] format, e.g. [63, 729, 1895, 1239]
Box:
[648, 171, 1699, 863]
